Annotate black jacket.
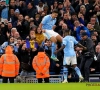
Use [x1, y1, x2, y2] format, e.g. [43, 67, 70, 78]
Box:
[80, 38, 95, 57]
[27, 8, 37, 18]
[0, 33, 6, 45]
[18, 47, 38, 72]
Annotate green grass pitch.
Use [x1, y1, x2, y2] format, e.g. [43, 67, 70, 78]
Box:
[0, 83, 100, 90]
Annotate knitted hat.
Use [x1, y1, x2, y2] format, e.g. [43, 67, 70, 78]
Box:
[1, 0, 6, 2]
[15, 9, 20, 13]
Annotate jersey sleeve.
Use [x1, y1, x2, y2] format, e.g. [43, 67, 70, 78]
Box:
[73, 37, 78, 45]
[63, 38, 67, 46]
[41, 16, 48, 25]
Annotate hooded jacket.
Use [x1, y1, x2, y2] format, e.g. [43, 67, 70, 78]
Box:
[0, 46, 20, 77]
[32, 52, 50, 78]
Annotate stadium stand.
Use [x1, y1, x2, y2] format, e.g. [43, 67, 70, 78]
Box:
[0, 0, 100, 83]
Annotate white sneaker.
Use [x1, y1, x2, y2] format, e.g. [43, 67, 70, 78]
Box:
[62, 79, 68, 83]
[79, 76, 84, 82]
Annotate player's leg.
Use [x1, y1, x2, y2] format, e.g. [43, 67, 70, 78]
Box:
[62, 56, 70, 83]
[71, 56, 84, 82]
[48, 30, 62, 43]
[51, 32, 62, 61]
[44, 30, 61, 61]
[62, 65, 68, 83]
[50, 36, 57, 43]
[50, 36, 59, 61]
[56, 34, 63, 43]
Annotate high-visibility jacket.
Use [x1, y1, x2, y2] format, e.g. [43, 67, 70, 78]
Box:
[32, 52, 50, 78]
[0, 46, 20, 77]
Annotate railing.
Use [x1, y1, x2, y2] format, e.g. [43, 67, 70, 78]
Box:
[20, 75, 63, 83]
[0, 73, 100, 83]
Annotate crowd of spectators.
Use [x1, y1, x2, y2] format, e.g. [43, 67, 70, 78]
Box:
[0, 0, 100, 82]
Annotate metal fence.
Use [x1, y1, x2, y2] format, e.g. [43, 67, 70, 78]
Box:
[0, 74, 100, 83]
[21, 75, 63, 83]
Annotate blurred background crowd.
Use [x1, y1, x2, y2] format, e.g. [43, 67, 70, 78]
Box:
[0, 0, 100, 82]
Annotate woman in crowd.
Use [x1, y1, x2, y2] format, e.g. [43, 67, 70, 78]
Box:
[35, 27, 45, 46]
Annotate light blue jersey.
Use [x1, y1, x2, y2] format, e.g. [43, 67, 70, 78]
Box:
[1, 7, 8, 19]
[41, 15, 56, 30]
[63, 36, 78, 57]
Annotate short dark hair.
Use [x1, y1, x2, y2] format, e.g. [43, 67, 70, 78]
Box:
[17, 37, 22, 40]
[64, 29, 70, 33]
[91, 16, 96, 19]
[81, 32, 87, 37]
[71, 12, 77, 16]
[91, 34, 96, 37]
[45, 39, 51, 42]
[64, 29, 71, 36]
[52, 9, 58, 14]
[38, 47, 44, 52]
[29, 2, 34, 7]
[88, 22, 92, 24]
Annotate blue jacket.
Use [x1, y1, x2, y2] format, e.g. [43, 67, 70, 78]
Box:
[1, 7, 8, 19]
[1, 42, 18, 53]
[65, 17, 85, 31]
[76, 26, 90, 41]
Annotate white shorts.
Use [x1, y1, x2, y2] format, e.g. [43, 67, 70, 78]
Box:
[63, 56, 77, 65]
[43, 29, 59, 39]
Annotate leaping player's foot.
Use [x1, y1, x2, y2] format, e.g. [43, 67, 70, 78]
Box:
[51, 56, 59, 61]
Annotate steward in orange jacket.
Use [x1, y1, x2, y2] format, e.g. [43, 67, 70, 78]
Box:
[0, 46, 20, 83]
[32, 47, 50, 83]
